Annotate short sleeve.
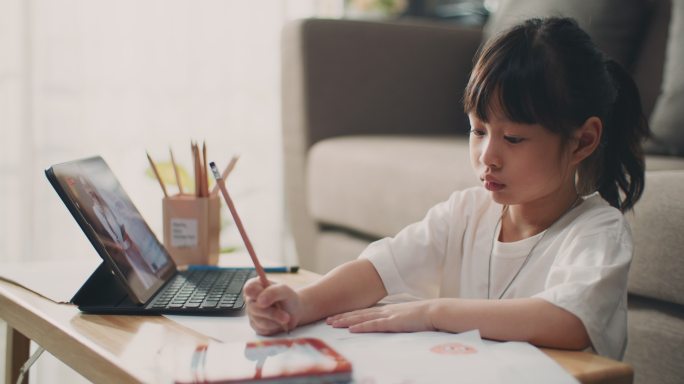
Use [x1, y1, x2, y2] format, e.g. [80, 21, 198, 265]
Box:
[534, 213, 632, 360]
[359, 191, 461, 299]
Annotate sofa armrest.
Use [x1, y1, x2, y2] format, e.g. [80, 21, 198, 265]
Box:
[281, 18, 483, 270]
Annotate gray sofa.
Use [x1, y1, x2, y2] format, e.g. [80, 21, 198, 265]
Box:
[281, 1, 684, 383]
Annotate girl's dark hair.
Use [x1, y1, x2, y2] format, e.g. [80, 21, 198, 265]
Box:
[463, 17, 650, 212]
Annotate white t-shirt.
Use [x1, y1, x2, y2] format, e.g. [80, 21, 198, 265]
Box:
[360, 187, 632, 360]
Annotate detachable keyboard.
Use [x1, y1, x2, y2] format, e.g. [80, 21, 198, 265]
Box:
[146, 268, 255, 313]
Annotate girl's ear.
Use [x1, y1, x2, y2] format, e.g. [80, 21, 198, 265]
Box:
[571, 116, 602, 165]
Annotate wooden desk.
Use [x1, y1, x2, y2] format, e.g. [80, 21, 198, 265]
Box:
[1, 270, 633, 384]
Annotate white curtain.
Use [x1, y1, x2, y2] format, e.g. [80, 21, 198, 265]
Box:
[0, 1, 342, 382]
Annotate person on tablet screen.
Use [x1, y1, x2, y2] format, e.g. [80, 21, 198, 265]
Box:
[82, 177, 156, 288]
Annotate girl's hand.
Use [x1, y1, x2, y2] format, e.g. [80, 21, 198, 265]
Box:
[243, 277, 301, 335]
[326, 301, 436, 333]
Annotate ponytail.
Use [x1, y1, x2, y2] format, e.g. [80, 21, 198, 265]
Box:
[596, 60, 650, 212]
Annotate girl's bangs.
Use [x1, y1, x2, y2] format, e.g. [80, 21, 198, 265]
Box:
[464, 31, 566, 132]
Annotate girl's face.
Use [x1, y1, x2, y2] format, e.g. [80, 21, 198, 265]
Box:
[468, 110, 576, 207]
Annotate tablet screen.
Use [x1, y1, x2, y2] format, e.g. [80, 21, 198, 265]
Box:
[47, 156, 175, 303]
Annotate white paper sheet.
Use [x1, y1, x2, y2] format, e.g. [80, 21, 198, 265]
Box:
[165, 314, 578, 384]
[486, 342, 578, 384]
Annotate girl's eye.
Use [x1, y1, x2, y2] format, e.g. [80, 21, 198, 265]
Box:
[470, 129, 486, 137]
[504, 136, 525, 144]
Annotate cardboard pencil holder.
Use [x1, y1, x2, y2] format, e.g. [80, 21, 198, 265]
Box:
[162, 194, 220, 266]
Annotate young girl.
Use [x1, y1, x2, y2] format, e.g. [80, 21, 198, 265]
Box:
[244, 17, 650, 361]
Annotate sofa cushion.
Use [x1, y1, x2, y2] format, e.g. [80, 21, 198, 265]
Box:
[648, 0, 684, 156]
[627, 170, 684, 306]
[484, 0, 648, 68]
[307, 136, 479, 239]
[645, 154, 684, 171]
[625, 294, 684, 384]
[307, 140, 684, 244]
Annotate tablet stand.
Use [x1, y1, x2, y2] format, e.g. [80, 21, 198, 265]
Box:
[71, 262, 138, 311]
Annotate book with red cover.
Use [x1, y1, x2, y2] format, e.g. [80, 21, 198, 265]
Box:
[171, 338, 352, 383]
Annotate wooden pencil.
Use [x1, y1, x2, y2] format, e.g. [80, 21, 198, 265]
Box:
[169, 147, 184, 194]
[210, 155, 240, 196]
[209, 161, 289, 333]
[191, 142, 199, 197]
[202, 141, 209, 197]
[146, 151, 168, 197]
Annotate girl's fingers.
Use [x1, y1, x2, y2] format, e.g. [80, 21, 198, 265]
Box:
[327, 307, 382, 322]
[248, 307, 291, 335]
[243, 278, 282, 301]
[249, 315, 284, 335]
[248, 301, 289, 322]
[242, 278, 265, 301]
[245, 281, 298, 334]
[332, 313, 408, 333]
[247, 298, 291, 327]
[255, 283, 293, 308]
[328, 302, 433, 333]
[349, 318, 395, 333]
[328, 308, 385, 328]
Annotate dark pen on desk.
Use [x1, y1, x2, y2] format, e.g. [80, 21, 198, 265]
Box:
[209, 161, 290, 334]
[264, 265, 299, 273]
[188, 265, 299, 273]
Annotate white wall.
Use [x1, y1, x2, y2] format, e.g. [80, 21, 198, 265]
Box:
[0, 1, 342, 382]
